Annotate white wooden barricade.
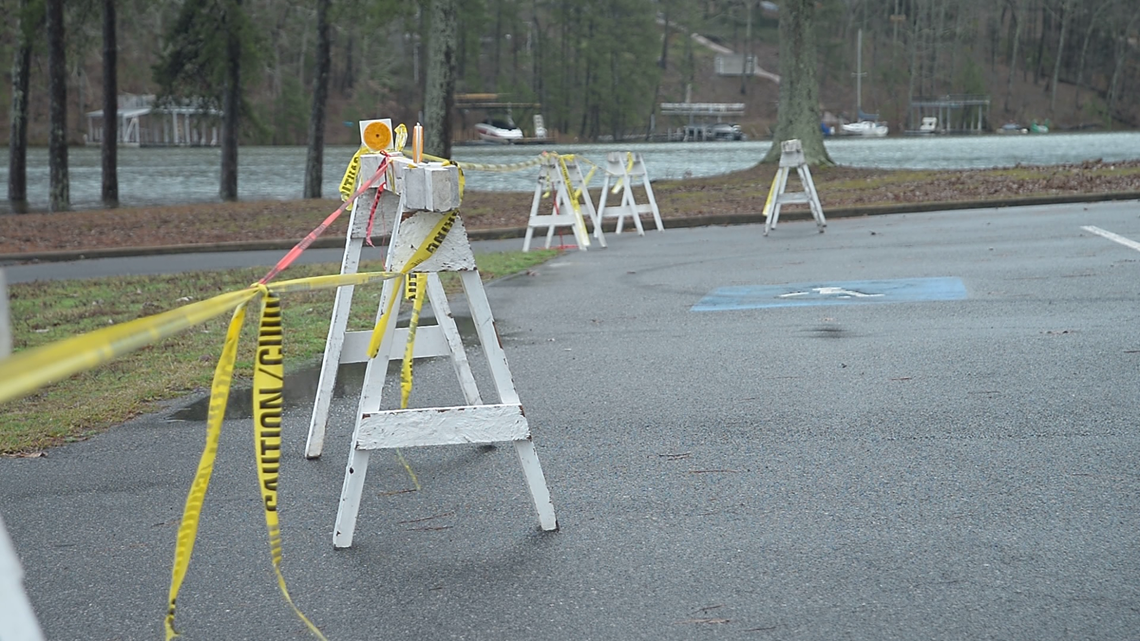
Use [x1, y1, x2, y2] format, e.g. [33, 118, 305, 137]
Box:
[762, 139, 826, 236]
[596, 152, 664, 235]
[0, 271, 45, 641]
[522, 154, 606, 252]
[304, 151, 558, 548]
[0, 514, 44, 641]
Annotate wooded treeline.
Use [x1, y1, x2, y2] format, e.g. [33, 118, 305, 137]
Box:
[832, 0, 1140, 130]
[3, 0, 1138, 147]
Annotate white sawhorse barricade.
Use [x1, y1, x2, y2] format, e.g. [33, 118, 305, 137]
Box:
[762, 139, 826, 236]
[305, 151, 558, 548]
[597, 152, 664, 235]
[522, 154, 606, 252]
[0, 514, 43, 641]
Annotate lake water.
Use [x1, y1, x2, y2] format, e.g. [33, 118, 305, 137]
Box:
[2, 131, 1138, 213]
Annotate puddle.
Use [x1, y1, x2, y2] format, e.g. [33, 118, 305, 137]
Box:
[168, 362, 370, 422]
[169, 313, 479, 421]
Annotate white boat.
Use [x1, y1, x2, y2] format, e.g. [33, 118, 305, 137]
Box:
[843, 30, 889, 138]
[841, 120, 889, 137]
[918, 116, 939, 134]
[474, 117, 523, 143]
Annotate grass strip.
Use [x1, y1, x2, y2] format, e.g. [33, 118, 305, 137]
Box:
[1, 249, 559, 454]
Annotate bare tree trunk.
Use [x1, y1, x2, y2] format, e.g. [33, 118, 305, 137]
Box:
[102, 0, 118, 207]
[7, 0, 34, 211]
[1075, 0, 1114, 109]
[304, 0, 332, 199]
[220, 0, 242, 201]
[424, 0, 457, 158]
[762, 0, 833, 165]
[1107, 12, 1140, 120]
[1005, 0, 1022, 112]
[47, 0, 69, 212]
[492, 0, 503, 86]
[1033, 0, 1048, 84]
[341, 33, 355, 93]
[908, 3, 921, 125]
[1049, 0, 1070, 115]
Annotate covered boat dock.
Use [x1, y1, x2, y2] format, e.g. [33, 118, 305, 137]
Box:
[85, 94, 223, 147]
[907, 94, 991, 134]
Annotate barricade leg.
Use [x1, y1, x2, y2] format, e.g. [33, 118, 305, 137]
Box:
[624, 183, 646, 235]
[513, 439, 558, 530]
[797, 165, 827, 232]
[333, 278, 402, 549]
[597, 175, 613, 230]
[522, 181, 543, 252]
[333, 447, 372, 548]
[641, 173, 665, 232]
[305, 253, 360, 459]
[461, 269, 558, 529]
[763, 167, 790, 236]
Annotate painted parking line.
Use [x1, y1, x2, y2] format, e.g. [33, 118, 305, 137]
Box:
[691, 277, 967, 312]
[1081, 226, 1140, 253]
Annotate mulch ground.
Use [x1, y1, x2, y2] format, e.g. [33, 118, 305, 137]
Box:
[3, 160, 1139, 254]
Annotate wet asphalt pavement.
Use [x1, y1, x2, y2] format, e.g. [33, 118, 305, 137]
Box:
[3, 201, 1140, 640]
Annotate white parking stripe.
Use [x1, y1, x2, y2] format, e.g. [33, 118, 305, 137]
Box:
[1081, 225, 1140, 253]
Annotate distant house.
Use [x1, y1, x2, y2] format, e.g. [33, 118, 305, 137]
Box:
[85, 94, 223, 147]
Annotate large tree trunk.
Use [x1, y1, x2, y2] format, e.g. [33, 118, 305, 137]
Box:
[423, 0, 457, 158]
[220, 0, 242, 201]
[7, 0, 34, 212]
[762, 0, 832, 165]
[47, 0, 69, 212]
[102, 0, 119, 207]
[304, 0, 332, 199]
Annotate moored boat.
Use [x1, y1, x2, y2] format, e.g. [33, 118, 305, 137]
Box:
[474, 117, 524, 143]
[841, 120, 889, 137]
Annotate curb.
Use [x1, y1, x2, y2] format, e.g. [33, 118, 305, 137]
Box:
[3, 191, 1138, 265]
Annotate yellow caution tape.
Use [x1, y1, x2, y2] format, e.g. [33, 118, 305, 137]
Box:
[165, 301, 248, 640]
[399, 274, 427, 409]
[338, 147, 366, 208]
[762, 169, 780, 219]
[366, 210, 458, 358]
[0, 287, 258, 406]
[556, 155, 591, 246]
[611, 152, 636, 194]
[392, 273, 428, 490]
[253, 292, 327, 640]
[394, 124, 408, 153]
[403, 270, 418, 300]
[158, 270, 406, 639]
[453, 155, 545, 173]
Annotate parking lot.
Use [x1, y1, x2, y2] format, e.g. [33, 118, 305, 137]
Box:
[3, 201, 1139, 640]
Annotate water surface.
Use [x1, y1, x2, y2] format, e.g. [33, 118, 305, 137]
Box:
[3, 131, 1137, 213]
